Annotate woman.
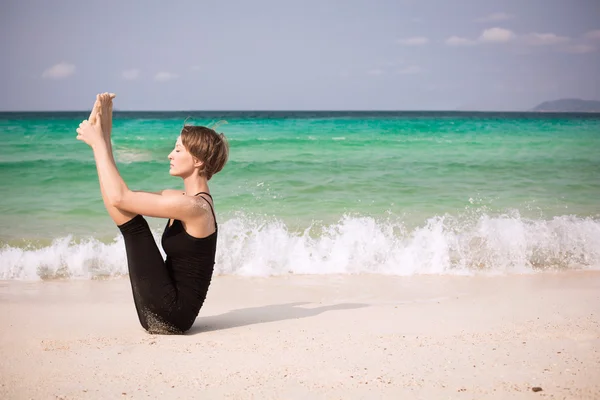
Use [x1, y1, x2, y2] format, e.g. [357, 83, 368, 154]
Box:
[76, 93, 229, 334]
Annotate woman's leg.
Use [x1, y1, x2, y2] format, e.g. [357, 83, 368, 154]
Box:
[89, 95, 183, 333]
[118, 215, 185, 334]
[91, 94, 137, 226]
[97, 152, 137, 226]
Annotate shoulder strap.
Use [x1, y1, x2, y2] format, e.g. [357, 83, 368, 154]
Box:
[193, 191, 212, 199]
[194, 192, 217, 229]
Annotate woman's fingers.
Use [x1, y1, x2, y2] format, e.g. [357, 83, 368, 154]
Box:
[77, 120, 90, 133]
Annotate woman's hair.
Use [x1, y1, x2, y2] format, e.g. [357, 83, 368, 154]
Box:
[180, 124, 229, 180]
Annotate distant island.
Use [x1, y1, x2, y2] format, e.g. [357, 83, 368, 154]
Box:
[532, 98, 600, 112]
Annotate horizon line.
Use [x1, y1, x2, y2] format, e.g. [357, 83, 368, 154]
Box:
[1, 107, 599, 113]
[0, 108, 566, 113]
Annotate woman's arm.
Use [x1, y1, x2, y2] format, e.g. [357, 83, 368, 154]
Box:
[91, 144, 204, 220]
[78, 95, 205, 221]
[114, 189, 209, 220]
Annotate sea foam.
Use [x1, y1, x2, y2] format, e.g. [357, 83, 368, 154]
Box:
[1, 212, 599, 280]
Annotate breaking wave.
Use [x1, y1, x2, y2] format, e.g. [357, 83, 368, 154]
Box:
[1, 211, 599, 280]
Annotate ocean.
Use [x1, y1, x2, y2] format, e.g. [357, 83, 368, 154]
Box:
[1, 111, 599, 279]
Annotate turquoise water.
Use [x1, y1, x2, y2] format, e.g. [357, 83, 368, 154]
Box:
[1, 111, 599, 279]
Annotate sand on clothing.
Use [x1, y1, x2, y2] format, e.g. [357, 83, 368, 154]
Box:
[1, 271, 599, 399]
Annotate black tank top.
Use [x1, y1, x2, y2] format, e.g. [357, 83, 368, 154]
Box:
[160, 192, 218, 307]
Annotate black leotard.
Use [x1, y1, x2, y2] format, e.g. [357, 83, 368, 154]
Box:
[117, 192, 217, 334]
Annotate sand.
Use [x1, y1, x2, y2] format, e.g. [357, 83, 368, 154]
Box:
[1, 271, 599, 399]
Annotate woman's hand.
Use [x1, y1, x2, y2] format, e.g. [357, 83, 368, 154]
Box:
[76, 114, 105, 148]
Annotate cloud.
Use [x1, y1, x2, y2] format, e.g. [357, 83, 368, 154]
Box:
[445, 28, 593, 55]
[445, 36, 476, 46]
[522, 33, 570, 46]
[397, 36, 429, 46]
[367, 69, 384, 76]
[154, 72, 178, 82]
[42, 62, 75, 79]
[584, 30, 600, 40]
[122, 69, 140, 80]
[479, 27, 516, 43]
[561, 44, 596, 54]
[396, 65, 421, 75]
[476, 12, 515, 23]
[190, 65, 201, 71]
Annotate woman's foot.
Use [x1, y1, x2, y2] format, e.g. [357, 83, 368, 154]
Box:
[88, 94, 101, 125]
[98, 93, 116, 143]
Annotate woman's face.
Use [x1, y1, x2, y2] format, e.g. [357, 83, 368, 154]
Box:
[168, 136, 197, 177]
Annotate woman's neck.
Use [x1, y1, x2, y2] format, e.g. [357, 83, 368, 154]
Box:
[182, 175, 209, 196]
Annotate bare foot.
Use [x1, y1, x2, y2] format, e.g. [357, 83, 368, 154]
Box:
[98, 92, 116, 143]
[88, 94, 101, 125]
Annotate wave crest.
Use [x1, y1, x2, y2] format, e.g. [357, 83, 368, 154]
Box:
[1, 212, 599, 280]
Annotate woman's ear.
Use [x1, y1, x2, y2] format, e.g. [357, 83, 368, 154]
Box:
[194, 158, 204, 176]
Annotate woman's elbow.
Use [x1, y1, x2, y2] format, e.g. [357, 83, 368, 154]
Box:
[109, 191, 126, 208]
[109, 195, 122, 208]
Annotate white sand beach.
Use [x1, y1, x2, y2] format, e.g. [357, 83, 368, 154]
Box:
[1, 272, 599, 399]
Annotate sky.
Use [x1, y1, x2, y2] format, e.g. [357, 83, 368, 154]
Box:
[1, 0, 599, 111]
